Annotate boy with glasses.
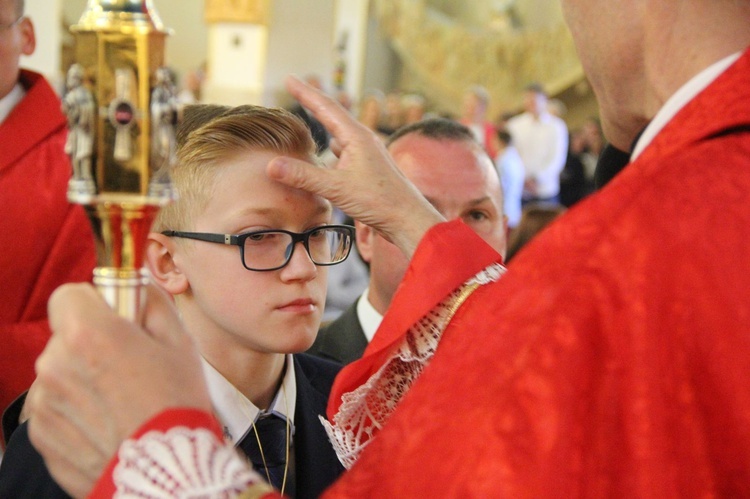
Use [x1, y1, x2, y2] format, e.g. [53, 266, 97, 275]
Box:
[0, 104, 348, 498]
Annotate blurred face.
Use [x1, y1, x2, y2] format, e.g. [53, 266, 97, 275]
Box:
[359, 97, 381, 128]
[461, 93, 483, 121]
[523, 90, 547, 117]
[404, 104, 424, 124]
[174, 150, 331, 358]
[359, 134, 507, 314]
[0, 0, 34, 99]
[385, 94, 403, 119]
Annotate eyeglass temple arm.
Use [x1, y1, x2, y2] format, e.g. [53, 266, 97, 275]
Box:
[162, 231, 237, 245]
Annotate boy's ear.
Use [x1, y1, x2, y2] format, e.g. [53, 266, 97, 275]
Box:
[146, 233, 189, 295]
[354, 220, 374, 264]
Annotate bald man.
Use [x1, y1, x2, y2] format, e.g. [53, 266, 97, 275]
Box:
[308, 118, 507, 364]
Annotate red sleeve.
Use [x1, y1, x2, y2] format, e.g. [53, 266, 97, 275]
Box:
[89, 409, 225, 498]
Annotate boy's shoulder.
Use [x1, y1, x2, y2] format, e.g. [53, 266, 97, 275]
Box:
[292, 353, 343, 394]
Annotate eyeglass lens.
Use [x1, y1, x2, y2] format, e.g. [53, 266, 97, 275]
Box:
[243, 227, 350, 270]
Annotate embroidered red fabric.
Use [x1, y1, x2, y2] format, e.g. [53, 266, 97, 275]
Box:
[323, 48, 750, 497]
[90, 408, 279, 499]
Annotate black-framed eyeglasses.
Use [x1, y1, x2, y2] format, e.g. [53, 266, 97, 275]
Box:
[0, 15, 23, 31]
[162, 225, 355, 272]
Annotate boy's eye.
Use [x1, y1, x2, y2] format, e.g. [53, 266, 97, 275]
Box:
[467, 210, 489, 221]
[247, 233, 267, 242]
[246, 232, 284, 244]
[309, 228, 326, 239]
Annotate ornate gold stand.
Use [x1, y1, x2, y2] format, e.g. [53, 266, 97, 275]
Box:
[65, 1, 177, 322]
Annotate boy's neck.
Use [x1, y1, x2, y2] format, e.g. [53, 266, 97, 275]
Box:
[201, 338, 287, 410]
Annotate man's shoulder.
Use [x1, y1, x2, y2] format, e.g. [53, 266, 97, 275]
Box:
[11, 69, 64, 124]
[18, 69, 60, 104]
[307, 302, 367, 364]
[319, 303, 362, 337]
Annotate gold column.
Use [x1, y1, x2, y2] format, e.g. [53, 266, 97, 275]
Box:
[65, 0, 177, 322]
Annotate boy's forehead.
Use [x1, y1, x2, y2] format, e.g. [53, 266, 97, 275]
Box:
[198, 151, 333, 223]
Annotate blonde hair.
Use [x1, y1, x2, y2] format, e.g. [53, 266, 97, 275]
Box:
[154, 104, 317, 232]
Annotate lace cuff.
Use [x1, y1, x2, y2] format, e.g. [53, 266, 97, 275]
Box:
[90, 408, 277, 499]
[322, 263, 505, 469]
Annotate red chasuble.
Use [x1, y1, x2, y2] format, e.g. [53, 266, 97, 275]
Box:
[0, 70, 97, 419]
[322, 47, 750, 497]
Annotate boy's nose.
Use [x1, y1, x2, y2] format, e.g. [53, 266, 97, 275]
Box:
[280, 241, 318, 280]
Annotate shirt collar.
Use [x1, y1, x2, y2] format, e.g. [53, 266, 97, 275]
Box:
[632, 51, 742, 161]
[357, 289, 383, 343]
[202, 354, 297, 444]
[0, 82, 25, 125]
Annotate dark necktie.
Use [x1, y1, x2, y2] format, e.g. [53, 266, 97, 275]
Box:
[237, 415, 289, 492]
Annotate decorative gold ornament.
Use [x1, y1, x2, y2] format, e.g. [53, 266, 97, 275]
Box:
[373, 0, 585, 117]
[64, 0, 178, 322]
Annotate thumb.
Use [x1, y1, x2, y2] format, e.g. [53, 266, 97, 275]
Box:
[267, 156, 336, 200]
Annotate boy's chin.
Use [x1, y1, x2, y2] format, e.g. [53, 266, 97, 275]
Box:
[280, 327, 318, 354]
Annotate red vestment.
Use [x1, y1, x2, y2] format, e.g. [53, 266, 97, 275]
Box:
[0, 70, 96, 418]
[323, 48, 750, 497]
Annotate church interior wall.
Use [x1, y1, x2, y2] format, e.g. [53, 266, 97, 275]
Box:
[26, 0, 598, 130]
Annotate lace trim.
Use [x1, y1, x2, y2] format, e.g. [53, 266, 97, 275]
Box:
[112, 426, 267, 498]
[321, 263, 505, 469]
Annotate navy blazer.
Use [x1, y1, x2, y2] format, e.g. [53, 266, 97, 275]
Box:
[307, 301, 368, 365]
[0, 353, 344, 499]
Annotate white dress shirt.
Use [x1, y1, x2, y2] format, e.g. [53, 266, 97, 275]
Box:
[495, 145, 525, 228]
[202, 354, 297, 445]
[507, 111, 569, 199]
[355, 289, 384, 344]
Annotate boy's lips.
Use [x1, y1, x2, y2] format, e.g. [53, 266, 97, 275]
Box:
[277, 298, 317, 312]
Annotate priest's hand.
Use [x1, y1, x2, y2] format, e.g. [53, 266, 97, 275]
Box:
[26, 283, 212, 499]
[267, 75, 445, 260]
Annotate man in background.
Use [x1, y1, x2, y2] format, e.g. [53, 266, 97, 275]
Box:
[506, 82, 569, 204]
[0, 0, 96, 431]
[460, 85, 499, 159]
[493, 128, 524, 231]
[308, 118, 507, 364]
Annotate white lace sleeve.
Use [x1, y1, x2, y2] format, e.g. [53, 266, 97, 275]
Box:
[321, 263, 505, 469]
[110, 426, 272, 498]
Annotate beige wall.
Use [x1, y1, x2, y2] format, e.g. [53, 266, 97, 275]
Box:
[22, 0, 63, 89]
[262, 0, 336, 106]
